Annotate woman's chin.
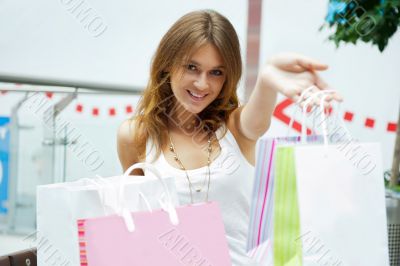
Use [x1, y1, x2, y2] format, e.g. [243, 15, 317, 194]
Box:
[181, 102, 207, 115]
[185, 106, 204, 115]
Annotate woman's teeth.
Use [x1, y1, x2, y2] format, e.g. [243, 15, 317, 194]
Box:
[188, 90, 207, 99]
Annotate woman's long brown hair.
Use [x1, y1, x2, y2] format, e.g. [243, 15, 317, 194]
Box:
[132, 9, 243, 161]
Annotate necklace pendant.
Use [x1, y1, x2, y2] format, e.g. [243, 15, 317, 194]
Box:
[168, 131, 212, 203]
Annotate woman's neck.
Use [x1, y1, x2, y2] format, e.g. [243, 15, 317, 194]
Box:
[168, 103, 202, 135]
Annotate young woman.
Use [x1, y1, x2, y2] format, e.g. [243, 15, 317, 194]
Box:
[117, 9, 341, 265]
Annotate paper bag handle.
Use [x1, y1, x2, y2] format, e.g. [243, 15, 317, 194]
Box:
[287, 86, 350, 146]
[287, 85, 316, 135]
[118, 162, 179, 232]
[288, 86, 330, 141]
[309, 90, 351, 146]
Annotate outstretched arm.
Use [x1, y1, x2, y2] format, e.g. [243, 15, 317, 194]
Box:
[238, 52, 342, 140]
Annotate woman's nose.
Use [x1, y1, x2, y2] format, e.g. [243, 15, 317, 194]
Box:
[193, 73, 209, 90]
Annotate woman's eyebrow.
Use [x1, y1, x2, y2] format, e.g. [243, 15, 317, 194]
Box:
[189, 60, 225, 69]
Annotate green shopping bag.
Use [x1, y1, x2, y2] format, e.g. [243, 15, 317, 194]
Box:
[273, 146, 302, 266]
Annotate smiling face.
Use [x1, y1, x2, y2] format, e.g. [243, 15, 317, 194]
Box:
[169, 43, 226, 115]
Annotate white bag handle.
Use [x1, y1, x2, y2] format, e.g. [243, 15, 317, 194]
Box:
[307, 90, 351, 146]
[73, 177, 111, 215]
[285, 89, 323, 144]
[288, 85, 330, 143]
[287, 86, 350, 145]
[287, 85, 316, 136]
[118, 162, 179, 232]
[300, 90, 325, 143]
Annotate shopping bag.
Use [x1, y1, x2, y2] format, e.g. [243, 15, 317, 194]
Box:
[294, 142, 389, 266]
[249, 91, 388, 266]
[247, 89, 330, 253]
[77, 163, 232, 266]
[246, 238, 273, 266]
[273, 145, 303, 266]
[247, 135, 322, 252]
[36, 163, 179, 266]
[272, 92, 389, 265]
[273, 141, 390, 266]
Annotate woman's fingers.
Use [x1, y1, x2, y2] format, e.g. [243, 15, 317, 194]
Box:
[296, 55, 329, 71]
[296, 87, 343, 111]
[313, 73, 344, 102]
[271, 53, 329, 73]
[313, 73, 330, 90]
[320, 93, 343, 102]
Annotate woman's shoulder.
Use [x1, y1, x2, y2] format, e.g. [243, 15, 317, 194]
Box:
[117, 118, 136, 144]
[117, 118, 144, 173]
[226, 106, 257, 166]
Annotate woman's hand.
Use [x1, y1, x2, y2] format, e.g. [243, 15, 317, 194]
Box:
[258, 52, 343, 105]
[238, 52, 343, 140]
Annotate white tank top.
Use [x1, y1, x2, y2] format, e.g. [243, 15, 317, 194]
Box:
[145, 125, 255, 265]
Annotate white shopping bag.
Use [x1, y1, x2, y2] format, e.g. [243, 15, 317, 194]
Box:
[294, 142, 389, 266]
[270, 92, 389, 265]
[36, 163, 179, 266]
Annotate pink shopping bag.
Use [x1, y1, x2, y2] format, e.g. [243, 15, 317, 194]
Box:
[77, 163, 232, 266]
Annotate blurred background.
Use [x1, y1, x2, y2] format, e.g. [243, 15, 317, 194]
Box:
[0, 0, 399, 263]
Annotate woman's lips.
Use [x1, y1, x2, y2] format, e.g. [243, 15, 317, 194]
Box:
[187, 90, 208, 101]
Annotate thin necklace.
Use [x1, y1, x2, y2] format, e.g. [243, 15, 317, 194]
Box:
[168, 131, 212, 204]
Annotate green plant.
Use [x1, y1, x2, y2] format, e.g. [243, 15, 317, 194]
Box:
[384, 170, 400, 191]
[321, 0, 400, 52]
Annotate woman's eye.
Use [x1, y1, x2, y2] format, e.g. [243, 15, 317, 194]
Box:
[186, 64, 197, 71]
[210, 69, 223, 76]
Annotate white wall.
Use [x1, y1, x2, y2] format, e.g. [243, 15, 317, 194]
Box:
[0, 0, 248, 91]
[261, 0, 400, 170]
